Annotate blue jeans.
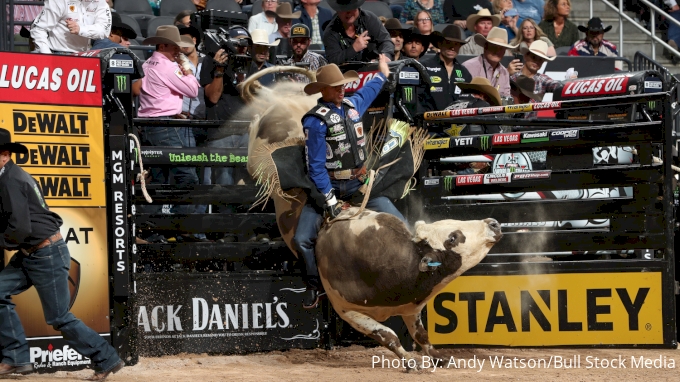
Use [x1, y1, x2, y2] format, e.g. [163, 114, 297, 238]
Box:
[206, 134, 250, 186]
[141, 126, 198, 214]
[292, 178, 407, 289]
[0, 240, 120, 372]
[668, 10, 680, 47]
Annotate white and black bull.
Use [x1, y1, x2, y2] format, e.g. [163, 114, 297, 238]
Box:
[317, 209, 502, 368]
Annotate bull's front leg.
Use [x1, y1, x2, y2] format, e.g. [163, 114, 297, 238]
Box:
[402, 311, 445, 363]
[340, 310, 420, 372]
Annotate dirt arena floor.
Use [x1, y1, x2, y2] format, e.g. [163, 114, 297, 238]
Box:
[10, 345, 680, 381]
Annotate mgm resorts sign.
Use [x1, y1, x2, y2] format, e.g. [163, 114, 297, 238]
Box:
[134, 274, 322, 355]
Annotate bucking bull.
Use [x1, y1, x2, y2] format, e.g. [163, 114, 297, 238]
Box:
[240, 66, 502, 369]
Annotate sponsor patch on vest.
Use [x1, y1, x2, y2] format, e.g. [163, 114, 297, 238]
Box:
[381, 137, 399, 157]
[430, 76, 442, 83]
[335, 142, 351, 157]
[426, 67, 441, 72]
[326, 160, 342, 169]
[348, 109, 361, 122]
[330, 125, 343, 134]
[329, 114, 342, 123]
[326, 134, 347, 141]
[317, 107, 330, 116]
[430, 86, 443, 92]
[359, 150, 365, 161]
[354, 123, 364, 138]
[357, 138, 365, 146]
[325, 143, 333, 159]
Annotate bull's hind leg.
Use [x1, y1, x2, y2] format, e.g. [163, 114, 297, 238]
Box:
[340, 310, 419, 371]
[402, 312, 445, 362]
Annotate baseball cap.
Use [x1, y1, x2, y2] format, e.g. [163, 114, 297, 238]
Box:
[290, 23, 310, 39]
[229, 26, 251, 40]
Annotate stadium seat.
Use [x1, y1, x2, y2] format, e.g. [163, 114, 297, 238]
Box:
[119, 14, 144, 39]
[146, 16, 177, 36]
[159, 0, 197, 17]
[360, 1, 392, 19]
[319, 0, 336, 14]
[433, 23, 448, 32]
[205, 0, 243, 13]
[556, 46, 571, 56]
[126, 14, 156, 37]
[116, 0, 154, 15]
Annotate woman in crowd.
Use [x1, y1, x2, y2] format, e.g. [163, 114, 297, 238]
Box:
[399, 0, 446, 25]
[538, 0, 579, 48]
[493, 0, 519, 40]
[511, 18, 556, 56]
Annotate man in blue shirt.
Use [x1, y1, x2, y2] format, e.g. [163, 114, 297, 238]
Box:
[294, 54, 407, 309]
[91, 12, 137, 50]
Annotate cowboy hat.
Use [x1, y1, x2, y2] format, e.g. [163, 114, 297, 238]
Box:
[326, 0, 365, 12]
[430, 24, 467, 47]
[473, 27, 518, 49]
[466, 9, 501, 31]
[111, 12, 137, 40]
[251, 29, 280, 46]
[456, 77, 502, 106]
[403, 27, 431, 57]
[275, 3, 301, 19]
[303, 64, 359, 95]
[578, 17, 612, 33]
[384, 18, 409, 32]
[0, 128, 28, 154]
[510, 75, 542, 101]
[520, 40, 555, 61]
[143, 25, 194, 48]
[19, 26, 31, 39]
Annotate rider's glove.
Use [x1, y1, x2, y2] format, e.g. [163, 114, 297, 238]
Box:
[323, 189, 342, 219]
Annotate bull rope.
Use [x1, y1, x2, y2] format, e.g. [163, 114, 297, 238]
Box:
[128, 133, 153, 203]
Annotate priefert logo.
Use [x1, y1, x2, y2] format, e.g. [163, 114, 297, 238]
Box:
[30, 344, 91, 367]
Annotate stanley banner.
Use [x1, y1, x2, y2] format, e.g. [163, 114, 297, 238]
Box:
[427, 272, 663, 346]
[1, 52, 109, 371]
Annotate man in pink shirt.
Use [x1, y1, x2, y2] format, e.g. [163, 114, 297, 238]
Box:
[138, 26, 201, 217]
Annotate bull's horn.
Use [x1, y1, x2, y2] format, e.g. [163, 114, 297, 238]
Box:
[240, 66, 317, 103]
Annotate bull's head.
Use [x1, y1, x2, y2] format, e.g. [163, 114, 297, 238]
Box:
[413, 218, 502, 276]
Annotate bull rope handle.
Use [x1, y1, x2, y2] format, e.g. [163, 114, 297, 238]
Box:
[128, 133, 153, 203]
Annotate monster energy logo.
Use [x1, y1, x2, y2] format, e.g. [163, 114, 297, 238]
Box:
[443, 175, 454, 191]
[649, 101, 656, 109]
[455, 69, 462, 78]
[480, 135, 490, 150]
[403, 87, 414, 103]
[115, 75, 128, 92]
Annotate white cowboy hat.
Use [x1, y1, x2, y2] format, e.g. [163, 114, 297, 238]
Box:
[520, 40, 556, 61]
[251, 29, 280, 46]
[142, 25, 194, 48]
[473, 27, 518, 49]
[466, 9, 501, 31]
[303, 64, 359, 95]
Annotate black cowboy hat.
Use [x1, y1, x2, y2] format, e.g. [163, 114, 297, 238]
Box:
[0, 128, 28, 154]
[178, 25, 202, 46]
[403, 27, 431, 57]
[111, 13, 137, 40]
[326, 0, 365, 12]
[578, 17, 612, 33]
[384, 18, 409, 32]
[430, 24, 467, 48]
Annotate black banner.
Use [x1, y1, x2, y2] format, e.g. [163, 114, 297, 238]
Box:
[109, 135, 131, 297]
[135, 273, 322, 355]
[140, 146, 249, 167]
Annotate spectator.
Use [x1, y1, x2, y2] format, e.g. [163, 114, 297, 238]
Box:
[249, 0, 279, 35]
[9, 3, 42, 52]
[510, 18, 556, 56]
[459, 9, 507, 56]
[179, 26, 206, 120]
[137, 26, 200, 220]
[385, 18, 408, 60]
[293, 0, 334, 46]
[665, 0, 680, 63]
[270, 3, 301, 42]
[284, 23, 328, 80]
[399, 0, 445, 26]
[510, 75, 542, 118]
[513, 0, 544, 25]
[323, 0, 395, 64]
[31, 0, 112, 53]
[568, 17, 618, 57]
[420, 24, 472, 111]
[538, 0, 578, 49]
[402, 27, 429, 59]
[193, 0, 207, 11]
[499, 8, 519, 41]
[462, 27, 519, 97]
[509, 40, 560, 94]
[91, 12, 137, 49]
[174, 10, 193, 28]
[414, 10, 435, 35]
[443, 0, 493, 30]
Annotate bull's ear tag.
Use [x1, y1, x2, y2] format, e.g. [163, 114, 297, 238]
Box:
[419, 257, 441, 272]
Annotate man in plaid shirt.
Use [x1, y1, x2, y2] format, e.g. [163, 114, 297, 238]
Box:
[283, 24, 328, 83]
[568, 17, 618, 57]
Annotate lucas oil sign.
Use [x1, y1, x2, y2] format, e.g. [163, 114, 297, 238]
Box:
[427, 272, 663, 346]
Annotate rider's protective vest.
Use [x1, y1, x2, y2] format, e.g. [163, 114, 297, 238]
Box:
[304, 98, 367, 170]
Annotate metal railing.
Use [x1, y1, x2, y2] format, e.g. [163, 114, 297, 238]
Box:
[1, 0, 44, 52]
[589, 0, 680, 61]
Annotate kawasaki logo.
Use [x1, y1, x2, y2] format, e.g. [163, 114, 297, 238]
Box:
[521, 131, 549, 143]
[443, 176, 454, 191]
[115, 75, 128, 92]
[480, 136, 491, 150]
[403, 86, 414, 103]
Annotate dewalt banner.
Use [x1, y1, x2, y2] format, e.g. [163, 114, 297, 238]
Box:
[1, 52, 109, 369]
[427, 272, 663, 346]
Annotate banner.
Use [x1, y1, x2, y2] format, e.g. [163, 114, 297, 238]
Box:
[427, 272, 663, 346]
[1, 51, 108, 371]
